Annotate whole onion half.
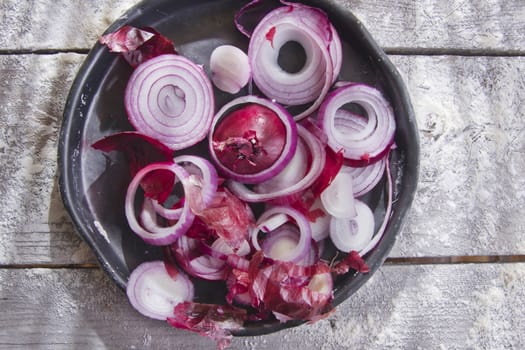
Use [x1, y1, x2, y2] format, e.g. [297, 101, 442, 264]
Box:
[248, 3, 342, 120]
[318, 83, 396, 166]
[125, 54, 215, 150]
[209, 95, 297, 184]
[125, 162, 195, 246]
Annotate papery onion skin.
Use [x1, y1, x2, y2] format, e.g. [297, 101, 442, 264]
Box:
[99, 26, 177, 68]
[209, 95, 297, 184]
[125, 54, 215, 151]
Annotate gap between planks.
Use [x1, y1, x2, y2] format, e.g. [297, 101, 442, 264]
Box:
[1, 255, 525, 269]
[1, 48, 525, 57]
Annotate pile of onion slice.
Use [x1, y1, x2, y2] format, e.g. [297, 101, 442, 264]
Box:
[94, 1, 401, 347]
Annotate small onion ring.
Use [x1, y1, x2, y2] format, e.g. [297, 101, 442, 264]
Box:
[125, 54, 215, 150]
[330, 199, 375, 252]
[228, 124, 325, 202]
[125, 162, 195, 246]
[209, 95, 297, 184]
[251, 206, 312, 263]
[318, 83, 396, 165]
[173, 155, 219, 210]
[344, 160, 386, 198]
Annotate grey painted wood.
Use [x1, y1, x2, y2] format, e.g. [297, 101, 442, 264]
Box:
[1, 53, 524, 265]
[0, 54, 525, 264]
[1, 0, 524, 52]
[0, 264, 524, 349]
[0, 54, 97, 265]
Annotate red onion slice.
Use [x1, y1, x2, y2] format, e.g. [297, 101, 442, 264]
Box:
[320, 168, 357, 218]
[330, 199, 375, 252]
[125, 54, 215, 150]
[173, 236, 228, 281]
[125, 162, 195, 246]
[126, 261, 194, 320]
[228, 125, 325, 202]
[251, 206, 312, 263]
[345, 159, 386, 197]
[173, 155, 219, 211]
[210, 45, 251, 94]
[248, 4, 341, 120]
[209, 95, 297, 184]
[359, 152, 394, 256]
[318, 84, 396, 165]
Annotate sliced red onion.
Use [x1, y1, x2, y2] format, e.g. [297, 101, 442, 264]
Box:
[320, 168, 356, 218]
[228, 125, 325, 202]
[125, 162, 195, 246]
[125, 54, 215, 150]
[344, 159, 386, 197]
[253, 137, 307, 194]
[330, 199, 375, 253]
[308, 198, 331, 242]
[209, 95, 297, 184]
[359, 152, 394, 256]
[248, 3, 341, 120]
[210, 45, 251, 94]
[318, 84, 396, 166]
[251, 206, 312, 263]
[173, 236, 228, 281]
[173, 155, 219, 211]
[150, 199, 183, 220]
[126, 261, 194, 320]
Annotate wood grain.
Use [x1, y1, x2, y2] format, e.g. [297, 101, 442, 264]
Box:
[1, 53, 524, 264]
[0, 0, 524, 52]
[0, 264, 523, 349]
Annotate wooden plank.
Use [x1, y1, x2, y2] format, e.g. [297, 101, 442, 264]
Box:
[0, 264, 524, 349]
[0, 0, 524, 52]
[1, 53, 524, 265]
[0, 53, 97, 265]
[389, 55, 525, 257]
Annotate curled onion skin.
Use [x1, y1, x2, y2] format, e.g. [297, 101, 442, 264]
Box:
[318, 83, 396, 165]
[248, 3, 341, 120]
[125, 162, 195, 246]
[126, 261, 194, 320]
[209, 95, 297, 184]
[125, 54, 215, 150]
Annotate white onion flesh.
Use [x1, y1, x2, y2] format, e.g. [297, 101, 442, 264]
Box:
[320, 169, 356, 218]
[330, 199, 375, 252]
[126, 261, 194, 320]
[210, 45, 251, 94]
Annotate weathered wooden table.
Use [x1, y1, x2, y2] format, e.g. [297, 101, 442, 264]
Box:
[1, 0, 524, 348]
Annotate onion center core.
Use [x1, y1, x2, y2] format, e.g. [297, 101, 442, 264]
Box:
[277, 41, 306, 74]
[158, 84, 186, 117]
